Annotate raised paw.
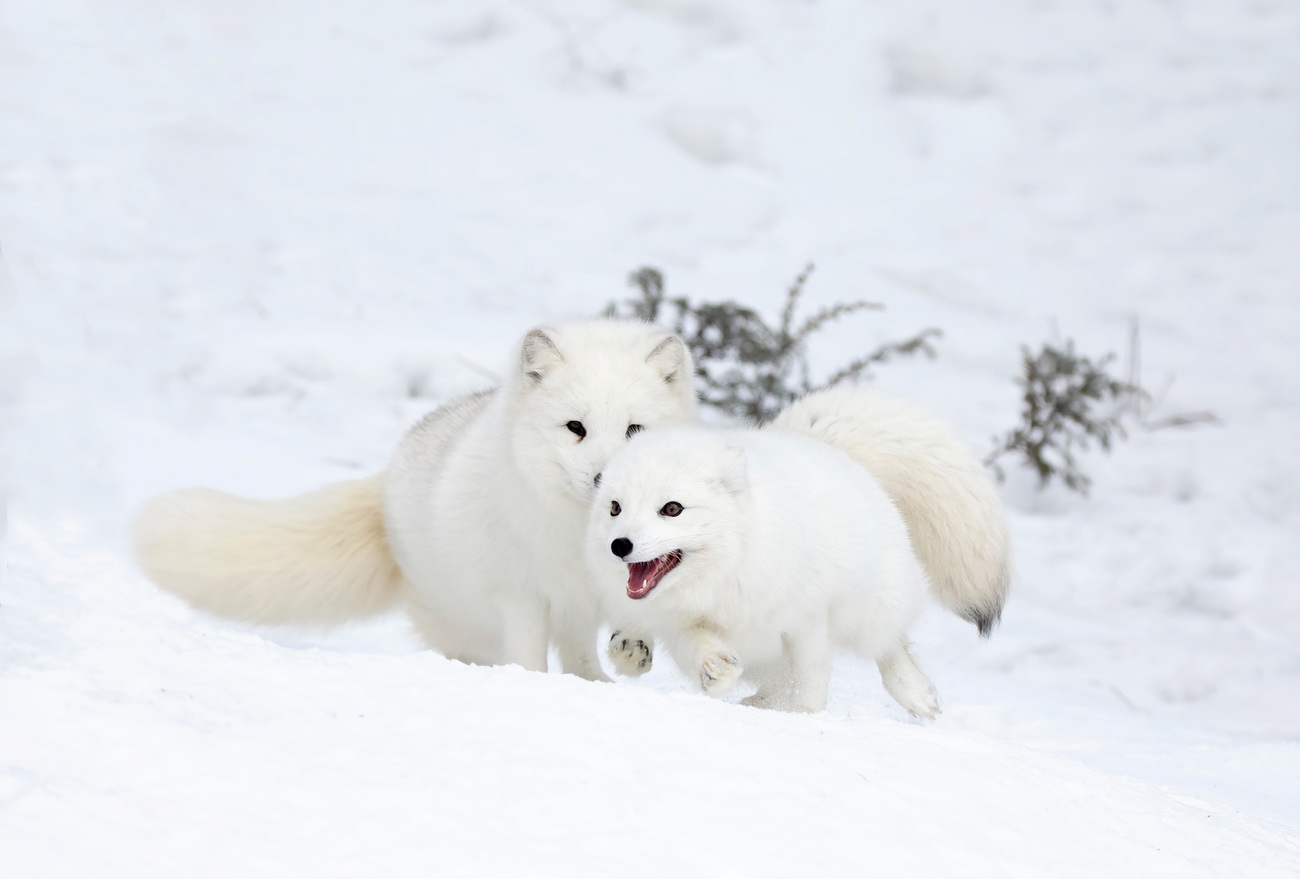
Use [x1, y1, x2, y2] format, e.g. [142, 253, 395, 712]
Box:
[607, 631, 653, 677]
[699, 651, 742, 696]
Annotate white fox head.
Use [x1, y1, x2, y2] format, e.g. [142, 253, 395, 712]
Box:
[588, 428, 748, 606]
[506, 321, 696, 505]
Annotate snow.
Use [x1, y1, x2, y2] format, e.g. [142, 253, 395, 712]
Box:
[2, 0, 1299, 875]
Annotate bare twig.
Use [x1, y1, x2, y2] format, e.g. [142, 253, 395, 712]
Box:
[817, 328, 942, 391]
[795, 300, 884, 345]
[777, 263, 815, 347]
[1143, 411, 1222, 431]
[1126, 314, 1221, 433]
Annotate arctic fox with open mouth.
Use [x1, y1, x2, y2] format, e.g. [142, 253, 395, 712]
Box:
[588, 426, 945, 717]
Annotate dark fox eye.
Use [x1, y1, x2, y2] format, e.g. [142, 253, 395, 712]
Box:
[626, 424, 643, 439]
[566, 421, 586, 438]
[659, 501, 683, 517]
[610, 501, 621, 517]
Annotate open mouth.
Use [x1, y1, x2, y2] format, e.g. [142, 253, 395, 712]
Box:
[626, 551, 682, 600]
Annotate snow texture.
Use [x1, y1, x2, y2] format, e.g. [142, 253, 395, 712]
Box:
[2, 0, 1298, 875]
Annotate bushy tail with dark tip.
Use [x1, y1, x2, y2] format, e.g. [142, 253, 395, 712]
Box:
[770, 389, 1011, 637]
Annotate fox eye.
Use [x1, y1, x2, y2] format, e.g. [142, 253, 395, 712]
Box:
[626, 424, 643, 439]
[659, 501, 683, 517]
[566, 421, 586, 439]
[610, 501, 621, 517]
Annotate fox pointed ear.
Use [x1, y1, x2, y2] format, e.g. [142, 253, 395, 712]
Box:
[719, 445, 748, 495]
[521, 327, 564, 384]
[645, 334, 690, 386]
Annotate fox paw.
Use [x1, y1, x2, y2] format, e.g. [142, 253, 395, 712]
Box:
[896, 681, 941, 721]
[699, 652, 742, 696]
[608, 631, 653, 677]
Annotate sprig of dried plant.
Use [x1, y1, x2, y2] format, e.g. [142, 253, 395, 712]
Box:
[607, 265, 941, 422]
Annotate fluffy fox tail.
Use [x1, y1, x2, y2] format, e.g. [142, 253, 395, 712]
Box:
[770, 389, 1011, 636]
[133, 473, 404, 626]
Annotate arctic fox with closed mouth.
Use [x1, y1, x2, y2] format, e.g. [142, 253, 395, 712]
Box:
[135, 321, 694, 679]
[588, 426, 943, 716]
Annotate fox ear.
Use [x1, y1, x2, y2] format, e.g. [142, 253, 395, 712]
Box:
[719, 445, 748, 495]
[521, 328, 564, 384]
[645, 334, 690, 386]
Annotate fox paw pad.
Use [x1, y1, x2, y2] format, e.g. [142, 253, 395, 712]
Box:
[608, 631, 653, 677]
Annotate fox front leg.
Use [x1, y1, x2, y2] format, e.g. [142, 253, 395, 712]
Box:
[781, 619, 833, 713]
[739, 660, 796, 711]
[676, 623, 742, 697]
[556, 628, 613, 683]
[500, 599, 551, 673]
[741, 620, 831, 713]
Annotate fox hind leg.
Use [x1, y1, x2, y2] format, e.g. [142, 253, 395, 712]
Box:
[877, 641, 940, 720]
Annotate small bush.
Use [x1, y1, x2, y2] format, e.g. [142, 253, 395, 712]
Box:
[607, 265, 941, 422]
[606, 269, 1211, 495]
[984, 342, 1144, 494]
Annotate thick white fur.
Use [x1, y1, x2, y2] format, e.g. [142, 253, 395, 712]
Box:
[588, 427, 940, 717]
[134, 474, 403, 625]
[135, 321, 694, 679]
[770, 388, 1011, 636]
[384, 322, 694, 678]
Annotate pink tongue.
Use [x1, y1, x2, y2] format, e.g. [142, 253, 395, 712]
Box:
[627, 560, 660, 600]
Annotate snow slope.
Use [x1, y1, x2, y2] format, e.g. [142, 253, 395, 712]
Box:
[2, 0, 1299, 875]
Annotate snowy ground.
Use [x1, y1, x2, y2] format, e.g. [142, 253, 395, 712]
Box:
[2, 0, 1299, 875]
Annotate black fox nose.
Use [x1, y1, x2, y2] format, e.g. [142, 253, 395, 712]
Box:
[593, 472, 602, 487]
[611, 537, 633, 558]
